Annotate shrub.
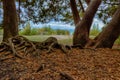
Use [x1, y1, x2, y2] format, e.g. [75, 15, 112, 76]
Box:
[19, 24, 70, 35]
[90, 24, 100, 36]
[37, 26, 53, 35]
[115, 36, 120, 44]
[30, 28, 39, 35]
[56, 29, 70, 35]
[0, 28, 3, 35]
[19, 22, 31, 35]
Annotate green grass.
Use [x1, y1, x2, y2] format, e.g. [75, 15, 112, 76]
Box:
[0, 34, 120, 46]
[90, 24, 101, 36]
[115, 36, 120, 44]
[25, 35, 120, 45]
[24, 35, 73, 45]
[59, 39, 72, 45]
[24, 35, 48, 42]
[0, 29, 3, 35]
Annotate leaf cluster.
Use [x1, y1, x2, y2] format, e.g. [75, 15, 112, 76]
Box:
[97, 0, 119, 23]
[19, 0, 71, 24]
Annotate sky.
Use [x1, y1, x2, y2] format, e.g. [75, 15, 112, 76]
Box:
[31, 18, 104, 34]
[0, 1, 105, 34]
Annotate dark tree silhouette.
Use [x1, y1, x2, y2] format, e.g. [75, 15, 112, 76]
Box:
[72, 0, 120, 49]
[89, 5, 120, 48]
[70, 0, 81, 25]
[3, 0, 18, 42]
[73, 0, 101, 47]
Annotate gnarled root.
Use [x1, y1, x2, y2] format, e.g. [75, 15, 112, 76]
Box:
[0, 36, 72, 60]
[8, 38, 24, 59]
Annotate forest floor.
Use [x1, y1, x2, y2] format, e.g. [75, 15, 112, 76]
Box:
[0, 47, 120, 80]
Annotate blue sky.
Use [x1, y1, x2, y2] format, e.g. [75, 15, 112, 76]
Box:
[0, 1, 105, 33]
[31, 18, 104, 34]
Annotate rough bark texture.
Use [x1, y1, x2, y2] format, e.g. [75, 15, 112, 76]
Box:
[85, 0, 91, 5]
[3, 0, 18, 42]
[73, 0, 101, 46]
[92, 5, 120, 48]
[78, 0, 85, 13]
[70, 0, 80, 25]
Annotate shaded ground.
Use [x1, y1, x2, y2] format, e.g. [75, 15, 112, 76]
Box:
[0, 48, 120, 80]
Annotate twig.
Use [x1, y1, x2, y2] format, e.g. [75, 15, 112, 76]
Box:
[60, 72, 74, 80]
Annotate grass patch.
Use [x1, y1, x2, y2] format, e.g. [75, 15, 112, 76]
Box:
[19, 23, 70, 35]
[24, 35, 73, 45]
[59, 39, 72, 45]
[115, 37, 120, 44]
[90, 24, 101, 36]
[0, 35, 73, 44]
[24, 35, 49, 42]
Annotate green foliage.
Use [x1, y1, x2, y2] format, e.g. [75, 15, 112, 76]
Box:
[0, 22, 3, 28]
[19, 25, 70, 35]
[16, 0, 120, 24]
[56, 29, 70, 35]
[90, 24, 100, 36]
[38, 26, 70, 35]
[0, 0, 120, 25]
[0, 28, 3, 35]
[59, 38, 72, 45]
[97, 0, 119, 23]
[30, 28, 39, 35]
[79, 11, 84, 17]
[115, 36, 120, 44]
[19, 22, 31, 35]
[19, 0, 70, 23]
[38, 26, 56, 35]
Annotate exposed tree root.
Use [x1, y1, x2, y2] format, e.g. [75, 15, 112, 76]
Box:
[8, 38, 23, 59]
[0, 56, 14, 62]
[0, 36, 71, 61]
[33, 37, 70, 54]
[71, 44, 84, 49]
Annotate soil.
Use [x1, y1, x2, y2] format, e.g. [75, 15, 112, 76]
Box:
[0, 48, 120, 80]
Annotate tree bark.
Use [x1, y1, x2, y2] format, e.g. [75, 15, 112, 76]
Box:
[73, 0, 101, 46]
[3, 0, 18, 42]
[70, 0, 81, 25]
[78, 0, 85, 13]
[85, 0, 91, 5]
[91, 5, 120, 48]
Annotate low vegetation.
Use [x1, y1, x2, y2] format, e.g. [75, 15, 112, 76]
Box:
[19, 22, 70, 35]
[90, 24, 101, 36]
[0, 23, 120, 45]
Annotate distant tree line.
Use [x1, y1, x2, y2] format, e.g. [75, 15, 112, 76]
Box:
[19, 22, 70, 35]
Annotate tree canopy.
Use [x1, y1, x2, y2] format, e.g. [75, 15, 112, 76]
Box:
[0, 0, 119, 25]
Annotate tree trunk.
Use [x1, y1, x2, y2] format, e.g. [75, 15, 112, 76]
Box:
[91, 5, 120, 48]
[78, 0, 85, 13]
[70, 0, 81, 25]
[3, 0, 18, 42]
[73, 0, 101, 46]
[85, 0, 91, 5]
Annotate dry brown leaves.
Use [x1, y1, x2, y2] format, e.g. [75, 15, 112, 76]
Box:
[0, 48, 120, 80]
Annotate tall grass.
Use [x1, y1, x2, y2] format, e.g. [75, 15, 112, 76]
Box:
[90, 24, 100, 36]
[25, 35, 73, 45]
[115, 36, 120, 44]
[19, 24, 70, 35]
[0, 28, 3, 35]
[19, 22, 31, 35]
